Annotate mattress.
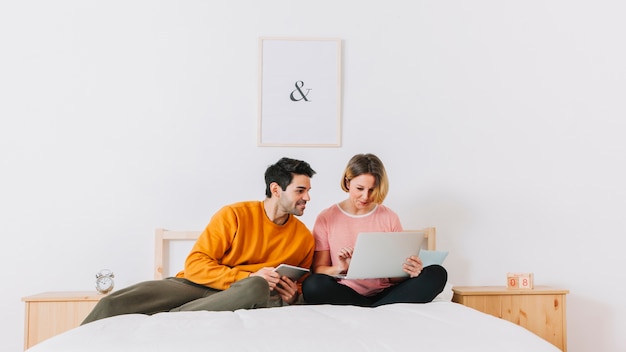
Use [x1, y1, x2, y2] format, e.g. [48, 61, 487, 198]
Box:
[26, 302, 560, 352]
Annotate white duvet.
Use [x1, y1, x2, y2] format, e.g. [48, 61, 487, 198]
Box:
[27, 302, 561, 352]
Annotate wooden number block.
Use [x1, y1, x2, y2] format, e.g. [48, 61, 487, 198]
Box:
[507, 272, 534, 289]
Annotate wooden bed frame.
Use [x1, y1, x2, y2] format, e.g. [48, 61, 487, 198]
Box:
[154, 227, 437, 280]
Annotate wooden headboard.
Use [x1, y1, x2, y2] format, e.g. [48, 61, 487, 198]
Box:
[154, 227, 437, 280]
[154, 229, 201, 280]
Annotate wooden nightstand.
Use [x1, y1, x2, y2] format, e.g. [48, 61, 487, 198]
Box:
[452, 285, 569, 351]
[22, 291, 104, 350]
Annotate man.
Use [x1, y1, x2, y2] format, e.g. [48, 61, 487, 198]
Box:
[82, 157, 316, 324]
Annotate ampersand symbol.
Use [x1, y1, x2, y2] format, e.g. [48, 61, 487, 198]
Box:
[290, 81, 312, 102]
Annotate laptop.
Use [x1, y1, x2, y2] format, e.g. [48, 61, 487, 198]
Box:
[334, 231, 425, 279]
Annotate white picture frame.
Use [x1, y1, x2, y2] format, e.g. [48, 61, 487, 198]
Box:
[258, 37, 342, 147]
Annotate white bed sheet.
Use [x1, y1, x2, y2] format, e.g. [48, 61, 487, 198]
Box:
[27, 302, 560, 352]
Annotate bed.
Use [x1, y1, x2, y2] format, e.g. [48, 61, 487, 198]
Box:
[26, 228, 561, 352]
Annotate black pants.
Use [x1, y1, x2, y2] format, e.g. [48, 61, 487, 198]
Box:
[302, 264, 447, 307]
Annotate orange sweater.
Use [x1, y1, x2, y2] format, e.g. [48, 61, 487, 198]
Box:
[176, 201, 314, 290]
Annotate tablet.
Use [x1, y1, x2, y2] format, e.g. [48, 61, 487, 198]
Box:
[274, 264, 310, 281]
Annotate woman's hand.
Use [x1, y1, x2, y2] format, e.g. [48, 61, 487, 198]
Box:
[336, 247, 354, 274]
[403, 255, 424, 278]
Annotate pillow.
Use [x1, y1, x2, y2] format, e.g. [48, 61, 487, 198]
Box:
[419, 250, 451, 302]
[432, 282, 454, 302]
[419, 250, 449, 267]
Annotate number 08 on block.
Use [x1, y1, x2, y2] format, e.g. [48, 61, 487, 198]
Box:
[507, 272, 534, 289]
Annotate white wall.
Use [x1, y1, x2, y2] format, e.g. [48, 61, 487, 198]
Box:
[1, 1, 625, 351]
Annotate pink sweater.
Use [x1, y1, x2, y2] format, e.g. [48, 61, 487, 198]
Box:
[312, 203, 402, 296]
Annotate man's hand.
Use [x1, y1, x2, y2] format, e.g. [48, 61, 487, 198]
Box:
[250, 267, 299, 304]
[274, 276, 299, 305]
[250, 267, 281, 290]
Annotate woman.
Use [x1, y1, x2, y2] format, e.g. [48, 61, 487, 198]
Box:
[302, 153, 447, 306]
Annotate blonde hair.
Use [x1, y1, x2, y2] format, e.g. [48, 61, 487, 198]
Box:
[340, 153, 389, 204]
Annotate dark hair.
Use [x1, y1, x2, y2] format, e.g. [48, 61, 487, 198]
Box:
[340, 153, 389, 204]
[264, 157, 316, 197]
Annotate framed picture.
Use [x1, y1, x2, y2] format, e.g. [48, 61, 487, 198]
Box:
[258, 37, 342, 147]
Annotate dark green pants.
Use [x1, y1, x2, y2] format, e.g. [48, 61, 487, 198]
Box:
[82, 276, 271, 325]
